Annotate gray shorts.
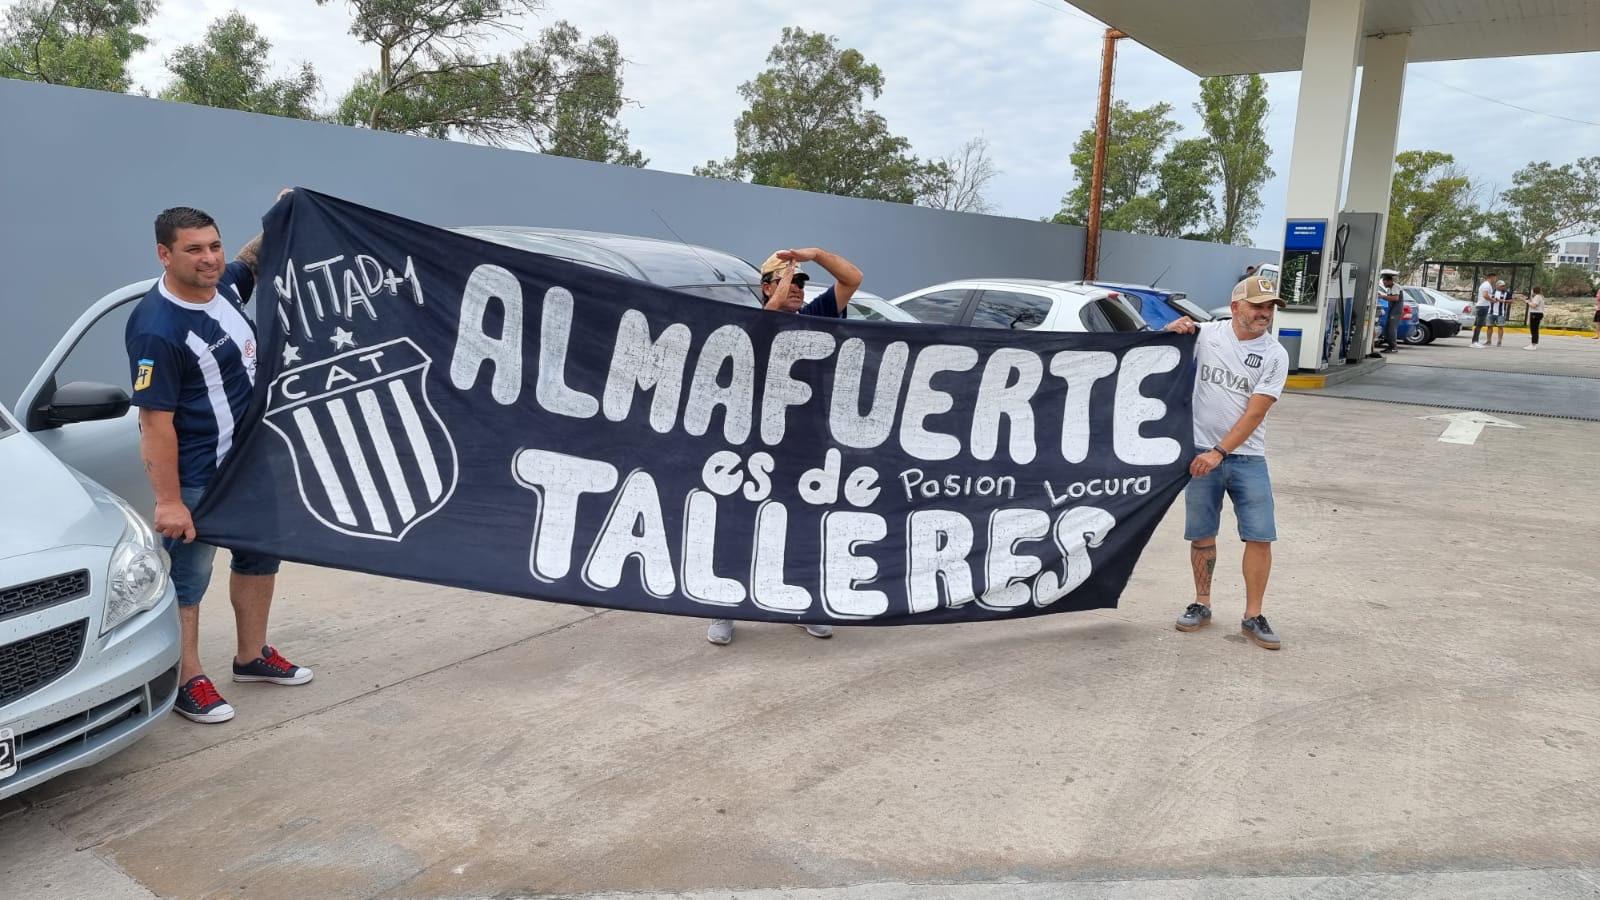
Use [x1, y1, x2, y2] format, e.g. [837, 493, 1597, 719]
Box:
[1488, 313, 1506, 326]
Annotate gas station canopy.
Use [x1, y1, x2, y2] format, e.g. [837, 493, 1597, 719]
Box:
[1063, 0, 1600, 75]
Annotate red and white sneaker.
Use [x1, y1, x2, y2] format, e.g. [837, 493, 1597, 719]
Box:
[232, 646, 313, 685]
[174, 675, 235, 723]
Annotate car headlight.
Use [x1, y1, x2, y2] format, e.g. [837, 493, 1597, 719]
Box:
[103, 495, 169, 635]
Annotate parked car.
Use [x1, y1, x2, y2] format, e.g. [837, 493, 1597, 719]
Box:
[0, 399, 179, 801]
[802, 285, 919, 323]
[888, 278, 1148, 333]
[1402, 285, 1475, 330]
[1372, 297, 1419, 344]
[1093, 282, 1214, 329]
[1400, 291, 1464, 344]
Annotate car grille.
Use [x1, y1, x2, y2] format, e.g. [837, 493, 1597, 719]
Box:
[0, 619, 88, 707]
[0, 570, 91, 622]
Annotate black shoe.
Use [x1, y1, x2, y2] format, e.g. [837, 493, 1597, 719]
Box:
[174, 675, 235, 723]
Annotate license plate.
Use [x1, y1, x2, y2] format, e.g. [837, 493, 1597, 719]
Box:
[0, 727, 15, 781]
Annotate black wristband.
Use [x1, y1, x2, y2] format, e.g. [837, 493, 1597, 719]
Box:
[1211, 445, 1228, 457]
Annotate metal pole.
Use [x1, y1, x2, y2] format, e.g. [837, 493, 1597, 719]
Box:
[1084, 28, 1125, 282]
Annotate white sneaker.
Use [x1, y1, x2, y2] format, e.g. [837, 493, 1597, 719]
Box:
[797, 623, 834, 639]
[1471, 342, 1485, 348]
[706, 619, 734, 645]
[1524, 344, 1538, 351]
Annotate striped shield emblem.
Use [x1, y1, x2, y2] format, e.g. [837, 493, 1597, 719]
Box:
[265, 338, 459, 541]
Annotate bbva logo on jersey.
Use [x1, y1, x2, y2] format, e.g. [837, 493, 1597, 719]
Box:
[263, 338, 459, 541]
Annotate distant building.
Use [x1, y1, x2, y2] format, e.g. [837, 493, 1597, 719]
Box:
[1546, 240, 1600, 274]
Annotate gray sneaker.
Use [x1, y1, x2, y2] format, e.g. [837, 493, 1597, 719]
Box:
[706, 619, 734, 645]
[797, 623, 834, 639]
[1175, 603, 1212, 632]
[1241, 615, 1281, 650]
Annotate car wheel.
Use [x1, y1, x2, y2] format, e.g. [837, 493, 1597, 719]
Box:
[1404, 321, 1429, 345]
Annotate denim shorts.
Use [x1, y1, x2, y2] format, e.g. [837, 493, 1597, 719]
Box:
[1184, 449, 1277, 542]
[162, 484, 280, 608]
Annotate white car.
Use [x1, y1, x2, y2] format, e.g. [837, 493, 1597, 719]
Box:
[887, 278, 1148, 333]
[802, 285, 920, 323]
[1402, 285, 1475, 329]
[1, 396, 179, 800]
[1400, 288, 1466, 343]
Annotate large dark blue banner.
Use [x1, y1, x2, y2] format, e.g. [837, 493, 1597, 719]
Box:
[197, 190, 1194, 625]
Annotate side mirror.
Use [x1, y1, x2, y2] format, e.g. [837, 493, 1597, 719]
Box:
[44, 381, 132, 426]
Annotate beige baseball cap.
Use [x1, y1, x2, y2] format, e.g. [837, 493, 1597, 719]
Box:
[1231, 275, 1286, 308]
[759, 253, 806, 281]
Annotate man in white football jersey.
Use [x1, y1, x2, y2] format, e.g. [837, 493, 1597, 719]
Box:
[1163, 276, 1290, 650]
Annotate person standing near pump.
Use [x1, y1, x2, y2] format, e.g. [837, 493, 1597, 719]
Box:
[1376, 268, 1403, 352]
[704, 246, 863, 647]
[126, 193, 313, 724]
[1163, 275, 1290, 650]
[1526, 286, 1546, 350]
[1471, 272, 1495, 348]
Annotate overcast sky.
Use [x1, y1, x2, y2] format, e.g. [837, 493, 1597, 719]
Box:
[84, 0, 1600, 248]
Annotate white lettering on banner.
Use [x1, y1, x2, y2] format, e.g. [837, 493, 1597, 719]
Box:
[1042, 476, 1153, 505]
[1048, 351, 1118, 463]
[906, 510, 976, 613]
[681, 491, 746, 605]
[821, 512, 889, 618]
[971, 348, 1043, 463]
[683, 326, 756, 444]
[701, 450, 774, 501]
[750, 501, 810, 612]
[760, 331, 837, 445]
[275, 253, 426, 340]
[603, 310, 692, 433]
[830, 338, 909, 449]
[900, 344, 981, 461]
[1114, 346, 1182, 465]
[535, 287, 599, 418]
[510, 449, 618, 581]
[898, 469, 1017, 502]
[583, 469, 676, 597]
[1032, 507, 1117, 605]
[508, 448, 1127, 616]
[451, 264, 524, 405]
[799, 448, 881, 507]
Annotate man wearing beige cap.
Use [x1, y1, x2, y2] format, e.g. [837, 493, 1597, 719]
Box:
[704, 245, 863, 647]
[1164, 275, 1290, 650]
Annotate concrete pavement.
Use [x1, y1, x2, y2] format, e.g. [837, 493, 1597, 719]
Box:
[3, 359, 1599, 899]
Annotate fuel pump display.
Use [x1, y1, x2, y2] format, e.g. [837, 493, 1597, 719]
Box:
[1281, 220, 1326, 308]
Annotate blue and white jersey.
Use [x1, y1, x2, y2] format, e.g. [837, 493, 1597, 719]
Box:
[126, 260, 261, 489]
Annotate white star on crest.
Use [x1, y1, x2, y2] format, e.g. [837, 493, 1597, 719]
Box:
[282, 344, 301, 366]
[330, 327, 356, 351]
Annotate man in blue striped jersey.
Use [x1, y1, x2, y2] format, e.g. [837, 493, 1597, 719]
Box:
[126, 194, 313, 724]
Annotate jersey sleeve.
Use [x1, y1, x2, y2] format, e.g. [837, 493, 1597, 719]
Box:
[127, 333, 186, 411]
[223, 259, 257, 307]
[798, 285, 844, 318]
[1254, 347, 1289, 400]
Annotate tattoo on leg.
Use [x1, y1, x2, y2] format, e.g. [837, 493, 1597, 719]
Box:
[1191, 543, 1217, 601]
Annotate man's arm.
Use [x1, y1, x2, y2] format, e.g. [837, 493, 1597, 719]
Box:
[138, 408, 195, 543]
[777, 247, 862, 310]
[1190, 394, 1276, 477]
[233, 188, 294, 278]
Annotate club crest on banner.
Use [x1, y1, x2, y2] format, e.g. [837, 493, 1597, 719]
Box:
[264, 337, 458, 541]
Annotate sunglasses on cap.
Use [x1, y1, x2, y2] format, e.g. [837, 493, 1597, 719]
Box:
[763, 272, 810, 286]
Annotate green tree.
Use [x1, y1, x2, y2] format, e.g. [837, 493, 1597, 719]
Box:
[1149, 137, 1217, 238]
[695, 27, 938, 203]
[1383, 150, 1478, 273]
[319, 1, 645, 165]
[1499, 157, 1600, 256]
[1052, 100, 1181, 230]
[0, 0, 156, 91]
[1543, 263, 1596, 297]
[160, 12, 319, 119]
[1195, 74, 1274, 244]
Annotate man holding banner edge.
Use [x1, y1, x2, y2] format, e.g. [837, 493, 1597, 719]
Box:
[1165, 276, 1289, 650]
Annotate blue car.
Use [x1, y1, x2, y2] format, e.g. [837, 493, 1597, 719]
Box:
[1092, 283, 1214, 329]
[1374, 296, 1417, 344]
